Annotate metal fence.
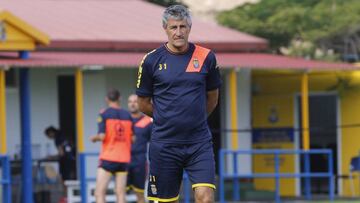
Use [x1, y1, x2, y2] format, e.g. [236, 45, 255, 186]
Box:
[0, 155, 11, 203]
[218, 149, 334, 203]
[78, 152, 192, 203]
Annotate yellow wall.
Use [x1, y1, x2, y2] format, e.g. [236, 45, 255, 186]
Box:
[0, 10, 50, 50]
[340, 90, 360, 196]
[252, 71, 360, 196]
[252, 89, 297, 196]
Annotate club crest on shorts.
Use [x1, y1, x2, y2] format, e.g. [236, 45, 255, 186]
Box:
[193, 58, 199, 69]
[150, 184, 157, 195]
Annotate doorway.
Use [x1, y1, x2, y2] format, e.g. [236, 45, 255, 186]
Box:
[57, 76, 76, 149]
[297, 94, 338, 194]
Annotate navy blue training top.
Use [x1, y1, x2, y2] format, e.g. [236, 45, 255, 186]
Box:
[131, 115, 152, 160]
[136, 43, 221, 143]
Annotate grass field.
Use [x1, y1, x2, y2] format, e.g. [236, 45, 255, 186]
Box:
[237, 201, 360, 203]
[229, 198, 360, 203]
[287, 201, 360, 203]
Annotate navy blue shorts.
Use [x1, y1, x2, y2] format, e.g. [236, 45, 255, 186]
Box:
[99, 159, 128, 175]
[147, 140, 216, 202]
[127, 155, 148, 193]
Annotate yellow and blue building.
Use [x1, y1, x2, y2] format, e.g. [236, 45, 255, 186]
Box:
[0, 1, 359, 202]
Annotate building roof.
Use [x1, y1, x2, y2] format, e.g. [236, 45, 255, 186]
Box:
[0, 52, 356, 70]
[217, 53, 356, 70]
[0, 0, 267, 52]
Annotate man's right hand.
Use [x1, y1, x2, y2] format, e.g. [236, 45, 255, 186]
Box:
[138, 96, 153, 117]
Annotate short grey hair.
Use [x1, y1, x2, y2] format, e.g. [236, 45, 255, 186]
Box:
[162, 5, 192, 29]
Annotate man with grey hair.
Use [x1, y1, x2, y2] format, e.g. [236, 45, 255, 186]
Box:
[136, 4, 221, 203]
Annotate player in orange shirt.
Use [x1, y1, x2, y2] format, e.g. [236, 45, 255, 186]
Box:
[91, 89, 133, 203]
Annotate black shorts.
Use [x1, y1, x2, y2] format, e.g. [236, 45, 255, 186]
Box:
[147, 140, 216, 202]
[99, 159, 128, 175]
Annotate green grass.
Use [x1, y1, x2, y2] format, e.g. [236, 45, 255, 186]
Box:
[283, 200, 360, 203]
[283, 201, 360, 203]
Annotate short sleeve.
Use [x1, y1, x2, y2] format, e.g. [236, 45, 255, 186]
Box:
[136, 54, 154, 97]
[206, 52, 222, 91]
[97, 113, 105, 134]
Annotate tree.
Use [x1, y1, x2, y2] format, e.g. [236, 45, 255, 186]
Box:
[217, 0, 360, 61]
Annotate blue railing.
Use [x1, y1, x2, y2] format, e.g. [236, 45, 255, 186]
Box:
[0, 155, 11, 203]
[79, 152, 192, 203]
[79, 152, 98, 203]
[218, 149, 334, 203]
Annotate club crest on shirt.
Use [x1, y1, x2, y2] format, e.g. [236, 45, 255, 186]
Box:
[150, 184, 157, 195]
[193, 58, 199, 69]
